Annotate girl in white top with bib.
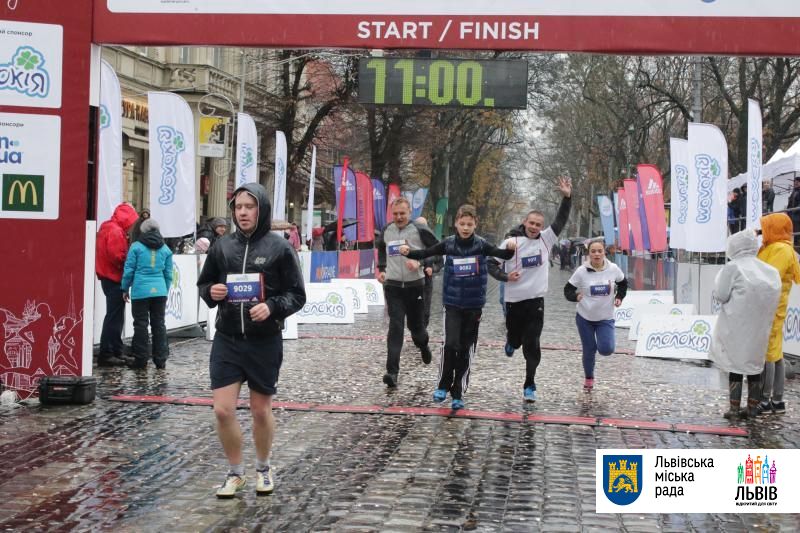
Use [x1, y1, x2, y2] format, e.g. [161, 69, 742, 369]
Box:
[563, 240, 627, 390]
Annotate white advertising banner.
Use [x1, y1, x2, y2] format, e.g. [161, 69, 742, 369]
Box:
[597, 449, 800, 513]
[235, 112, 258, 188]
[148, 91, 196, 238]
[282, 314, 298, 340]
[306, 145, 317, 244]
[675, 262, 700, 309]
[686, 123, 727, 252]
[326, 280, 368, 314]
[0, 20, 62, 109]
[747, 99, 763, 229]
[628, 304, 697, 341]
[273, 130, 287, 221]
[327, 277, 384, 306]
[295, 286, 355, 324]
[614, 290, 674, 328]
[698, 264, 723, 315]
[97, 59, 122, 224]
[635, 314, 716, 361]
[781, 284, 800, 357]
[669, 138, 688, 250]
[108, 0, 800, 17]
[0, 112, 60, 219]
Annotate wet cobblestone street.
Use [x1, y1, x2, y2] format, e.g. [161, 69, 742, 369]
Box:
[2, 271, 799, 531]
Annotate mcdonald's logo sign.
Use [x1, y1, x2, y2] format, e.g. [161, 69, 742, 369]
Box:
[2, 174, 44, 212]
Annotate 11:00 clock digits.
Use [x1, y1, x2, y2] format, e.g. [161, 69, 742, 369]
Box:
[366, 58, 489, 107]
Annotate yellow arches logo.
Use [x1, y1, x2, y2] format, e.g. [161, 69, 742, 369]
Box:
[2, 174, 44, 212]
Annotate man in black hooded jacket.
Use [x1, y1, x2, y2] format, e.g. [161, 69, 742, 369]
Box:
[198, 183, 306, 499]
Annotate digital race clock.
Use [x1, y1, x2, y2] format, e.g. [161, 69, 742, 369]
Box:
[358, 58, 528, 109]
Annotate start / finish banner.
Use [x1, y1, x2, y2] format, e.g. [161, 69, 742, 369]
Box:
[96, 1, 800, 54]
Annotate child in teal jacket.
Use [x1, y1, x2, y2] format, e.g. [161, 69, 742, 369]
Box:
[121, 219, 173, 369]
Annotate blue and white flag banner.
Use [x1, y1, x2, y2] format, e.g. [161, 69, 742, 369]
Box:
[747, 99, 763, 229]
[98, 59, 122, 224]
[686, 123, 727, 252]
[273, 130, 287, 221]
[235, 112, 258, 189]
[597, 195, 615, 246]
[306, 145, 317, 244]
[147, 91, 196, 238]
[597, 449, 800, 513]
[669, 138, 689, 250]
[411, 187, 429, 219]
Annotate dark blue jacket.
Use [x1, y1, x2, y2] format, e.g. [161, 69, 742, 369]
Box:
[407, 234, 514, 309]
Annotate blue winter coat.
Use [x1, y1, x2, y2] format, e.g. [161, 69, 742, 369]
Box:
[121, 230, 173, 300]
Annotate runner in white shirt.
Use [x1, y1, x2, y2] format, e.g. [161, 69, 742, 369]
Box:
[563, 239, 627, 390]
[490, 177, 572, 402]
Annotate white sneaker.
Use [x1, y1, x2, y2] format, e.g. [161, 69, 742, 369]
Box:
[256, 466, 274, 495]
[216, 474, 246, 498]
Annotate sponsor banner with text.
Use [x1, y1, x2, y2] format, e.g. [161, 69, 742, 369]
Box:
[628, 303, 696, 341]
[148, 91, 196, 237]
[614, 290, 674, 328]
[0, 112, 60, 219]
[295, 286, 355, 324]
[635, 314, 716, 360]
[669, 138, 689, 249]
[597, 449, 800, 513]
[98, 2, 800, 55]
[0, 20, 62, 108]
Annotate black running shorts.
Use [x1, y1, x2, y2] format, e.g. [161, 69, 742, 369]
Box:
[209, 331, 283, 395]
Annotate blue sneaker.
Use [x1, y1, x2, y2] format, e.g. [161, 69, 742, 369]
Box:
[433, 389, 447, 403]
[504, 342, 515, 357]
[451, 398, 464, 410]
[523, 386, 536, 402]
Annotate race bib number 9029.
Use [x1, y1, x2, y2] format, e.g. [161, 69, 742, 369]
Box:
[226, 273, 264, 303]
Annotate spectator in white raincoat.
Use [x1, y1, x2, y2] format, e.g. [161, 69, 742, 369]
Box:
[709, 229, 781, 419]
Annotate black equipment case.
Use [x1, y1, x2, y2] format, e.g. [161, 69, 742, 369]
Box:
[38, 376, 98, 405]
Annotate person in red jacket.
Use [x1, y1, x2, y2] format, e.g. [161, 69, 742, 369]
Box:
[95, 203, 139, 366]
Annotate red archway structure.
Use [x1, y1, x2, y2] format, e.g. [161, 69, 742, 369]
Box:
[3, 0, 800, 392]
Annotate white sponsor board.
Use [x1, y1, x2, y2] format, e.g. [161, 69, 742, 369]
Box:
[282, 314, 298, 340]
[635, 315, 716, 361]
[597, 449, 800, 513]
[782, 284, 800, 357]
[297, 251, 312, 283]
[108, 0, 800, 17]
[0, 21, 63, 108]
[295, 286, 355, 324]
[0, 112, 60, 219]
[675, 262, 700, 309]
[322, 277, 385, 307]
[614, 290, 674, 328]
[322, 280, 368, 314]
[698, 264, 723, 315]
[196, 254, 209, 323]
[628, 304, 696, 341]
[362, 279, 385, 306]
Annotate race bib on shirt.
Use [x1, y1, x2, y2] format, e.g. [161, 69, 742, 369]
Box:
[226, 273, 264, 303]
[387, 239, 406, 257]
[453, 256, 478, 277]
[521, 253, 543, 268]
[590, 283, 611, 296]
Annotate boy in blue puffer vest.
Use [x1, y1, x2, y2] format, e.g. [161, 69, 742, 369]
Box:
[400, 204, 515, 410]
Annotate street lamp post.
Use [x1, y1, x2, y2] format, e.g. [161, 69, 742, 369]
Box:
[626, 124, 635, 179]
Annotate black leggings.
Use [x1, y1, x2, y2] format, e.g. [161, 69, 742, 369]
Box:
[384, 284, 429, 376]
